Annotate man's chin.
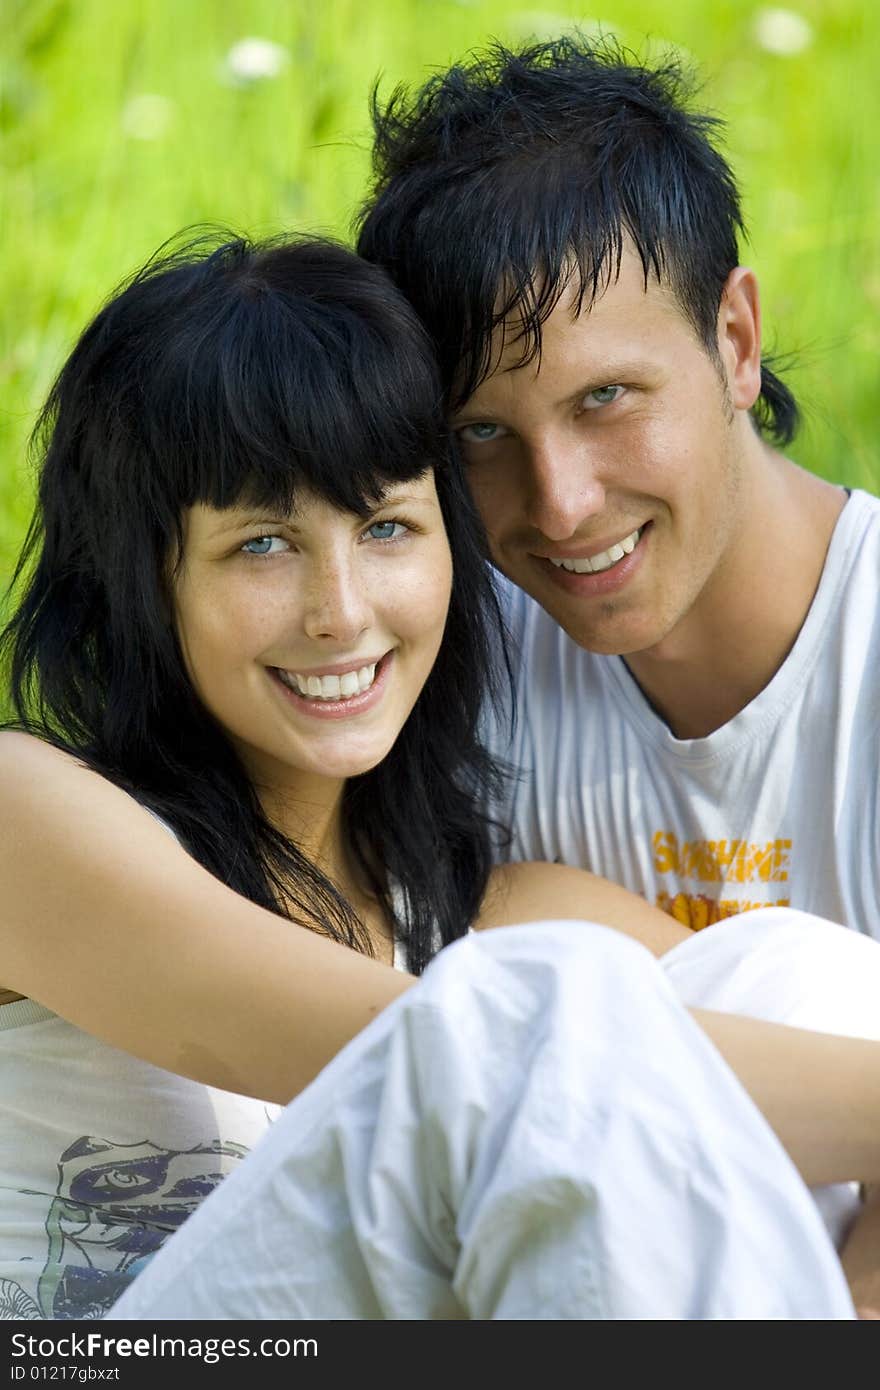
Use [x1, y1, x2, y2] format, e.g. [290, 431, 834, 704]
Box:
[495, 540, 661, 654]
[557, 624, 658, 657]
[510, 575, 662, 657]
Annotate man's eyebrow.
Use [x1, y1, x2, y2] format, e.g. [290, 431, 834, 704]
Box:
[452, 360, 662, 419]
[557, 361, 662, 404]
[573, 359, 661, 385]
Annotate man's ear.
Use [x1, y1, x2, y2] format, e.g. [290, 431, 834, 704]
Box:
[717, 266, 763, 411]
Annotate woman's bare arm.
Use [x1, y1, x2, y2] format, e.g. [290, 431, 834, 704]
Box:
[0, 732, 414, 1103]
[693, 1009, 880, 1187]
[5, 732, 880, 1186]
[841, 1187, 880, 1315]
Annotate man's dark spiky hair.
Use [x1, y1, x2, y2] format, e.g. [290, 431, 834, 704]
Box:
[358, 34, 798, 444]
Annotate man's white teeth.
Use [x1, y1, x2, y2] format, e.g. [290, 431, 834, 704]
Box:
[279, 663, 377, 700]
[550, 527, 642, 574]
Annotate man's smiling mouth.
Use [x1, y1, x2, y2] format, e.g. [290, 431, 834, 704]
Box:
[548, 526, 644, 575]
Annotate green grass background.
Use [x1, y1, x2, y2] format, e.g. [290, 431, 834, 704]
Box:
[2, 0, 878, 590]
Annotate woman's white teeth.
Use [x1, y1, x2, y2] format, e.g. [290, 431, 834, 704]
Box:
[550, 527, 642, 574]
[282, 664, 377, 700]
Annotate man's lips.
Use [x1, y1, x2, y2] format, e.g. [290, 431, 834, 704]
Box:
[535, 523, 650, 595]
[543, 525, 644, 575]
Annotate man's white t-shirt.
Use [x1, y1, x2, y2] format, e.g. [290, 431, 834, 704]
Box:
[485, 488, 880, 939]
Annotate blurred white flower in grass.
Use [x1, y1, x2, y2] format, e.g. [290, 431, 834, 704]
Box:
[223, 37, 288, 86]
[121, 94, 175, 141]
[752, 8, 814, 56]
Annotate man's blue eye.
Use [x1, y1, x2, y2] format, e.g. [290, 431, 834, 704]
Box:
[583, 385, 624, 410]
[242, 536, 280, 554]
[367, 521, 404, 541]
[464, 423, 498, 441]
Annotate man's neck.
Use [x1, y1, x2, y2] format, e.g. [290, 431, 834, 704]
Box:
[622, 459, 847, 740]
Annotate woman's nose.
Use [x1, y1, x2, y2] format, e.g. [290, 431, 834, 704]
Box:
[301, 556, 372, 644]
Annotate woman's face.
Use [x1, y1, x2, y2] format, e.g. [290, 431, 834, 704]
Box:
[172, 472, 453, 794]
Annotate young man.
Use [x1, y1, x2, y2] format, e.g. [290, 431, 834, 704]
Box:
[357, 36, 880, 941]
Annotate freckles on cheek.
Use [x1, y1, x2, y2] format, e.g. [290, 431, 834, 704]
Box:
[402, 559, 452, 638]
[401, 591, 443, 640]
[174, 582, 234, 683]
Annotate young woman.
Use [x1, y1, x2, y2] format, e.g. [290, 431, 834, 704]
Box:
[1, 234, 878, 1321]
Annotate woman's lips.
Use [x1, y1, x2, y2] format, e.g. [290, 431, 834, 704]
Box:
[270, 651, 392, 720]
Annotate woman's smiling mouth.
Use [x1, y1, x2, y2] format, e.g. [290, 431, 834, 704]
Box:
[276, 662, 378, 701]
[270, 653, 392, 717]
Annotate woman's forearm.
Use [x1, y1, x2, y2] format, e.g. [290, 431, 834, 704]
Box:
[692, 1008, 880, 1186]
[841, 1187, 880, 1314]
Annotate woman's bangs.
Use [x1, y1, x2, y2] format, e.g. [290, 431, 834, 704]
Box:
[177, 296, 446, 519]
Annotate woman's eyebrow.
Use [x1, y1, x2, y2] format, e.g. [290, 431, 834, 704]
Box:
[207, 512, 300, 537]
[203, 491, 433, 539]
[373, 491, 431, 507]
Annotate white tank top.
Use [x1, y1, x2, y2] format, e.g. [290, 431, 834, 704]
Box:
[0, 994, 278, 1319]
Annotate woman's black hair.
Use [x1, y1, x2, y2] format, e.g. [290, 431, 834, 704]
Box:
[2, 232, 509, 975]
[357, 34, 800, 444]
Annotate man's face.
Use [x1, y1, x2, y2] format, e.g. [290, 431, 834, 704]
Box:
[452, 249, 756, 657]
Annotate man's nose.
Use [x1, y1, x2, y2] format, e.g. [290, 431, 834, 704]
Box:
[523, 436, 607, 542]
[302, 556, 371, 643]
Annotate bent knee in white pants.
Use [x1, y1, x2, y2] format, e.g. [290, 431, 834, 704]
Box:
[109, 921, 853, 1321]
[663, 907, 880, 1245]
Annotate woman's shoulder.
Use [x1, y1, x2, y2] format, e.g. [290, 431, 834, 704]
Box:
[0, 731, 137, 818]
[0, 729, 180, 897]
[0, 729, 86, 786]
[0, 726, 68, 760]
[0, 733, 174, 1002]
[0, 732, 176, 840]
[0, 736, 82, 1001]
[0, 737, 161, 999]
[0, 731, 88, 821]
[2, 733, 123, 837]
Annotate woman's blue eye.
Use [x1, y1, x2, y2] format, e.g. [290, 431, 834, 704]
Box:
[367, 520, 405, 541]
[242, 536, 285, 555]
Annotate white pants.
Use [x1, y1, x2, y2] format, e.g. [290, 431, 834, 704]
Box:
[109, 918, 856, 1320]
[663, 907, 880, 1246]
